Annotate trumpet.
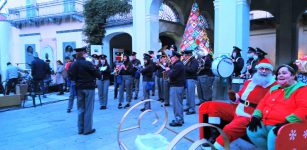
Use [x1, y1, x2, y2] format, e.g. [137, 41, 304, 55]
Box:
[183, 55, 193, 65]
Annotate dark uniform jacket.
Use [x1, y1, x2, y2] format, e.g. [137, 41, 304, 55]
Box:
[246, 58, 258, 76]
[232, 56, 244, 77]
[131, 59, 141, 79]
[168, 60, 185, 87]
[31, 58, 48, 81]
[198, 55, 214, 76]
[184, 56, 198, 80]
[69, 57, 101, 89]
[141, 61, 155, 82]
[119, 60, 133, 76]
[98, 63, 111, 81]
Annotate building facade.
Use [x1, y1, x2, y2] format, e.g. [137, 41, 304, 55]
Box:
[1, 0, 307, 80]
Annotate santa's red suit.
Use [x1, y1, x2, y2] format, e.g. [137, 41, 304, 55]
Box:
[199, 58, 277, 148]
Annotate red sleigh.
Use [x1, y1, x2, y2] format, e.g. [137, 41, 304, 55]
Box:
[275, 122, 307, 150]
[199, 103, 307, 149]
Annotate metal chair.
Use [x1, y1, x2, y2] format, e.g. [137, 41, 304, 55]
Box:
[23, 80, 43, 107]
[118, 99, 230, 150]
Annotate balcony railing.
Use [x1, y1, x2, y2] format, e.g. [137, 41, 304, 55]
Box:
[105, 11, 133, 27]
[8, 0, 85, 21]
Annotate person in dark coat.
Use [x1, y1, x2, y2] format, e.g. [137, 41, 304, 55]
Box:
[69, 47, 101, 135]
[165, 51, 185, 127]
[231, 46, 244, 77]
[130, 52, 141, 100]
[140, 53, 156, 111]
[118, 53, 133, 109]
[183, 50, 199, 115]
[31, 52, 48, 94]
[197, 52, 214, 105]
[241, 47, 258, 78]
[97, 54, 111, 110]
[255, 47, 268, 62]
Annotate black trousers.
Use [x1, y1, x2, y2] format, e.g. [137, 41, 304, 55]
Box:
[6, 78, 18, 95]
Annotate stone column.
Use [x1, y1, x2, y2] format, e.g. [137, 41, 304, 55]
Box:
[213, 0, 250, 57]
[132, 0, 162, 60]
[213, 0, 250, 99]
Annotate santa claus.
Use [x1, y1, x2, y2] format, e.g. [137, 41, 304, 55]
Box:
[198, 58, 277, 149]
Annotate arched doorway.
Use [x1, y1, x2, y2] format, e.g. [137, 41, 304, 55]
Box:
[109, 33, 132, 64]
[249, 10, 277, 65]
[41, 46, 54, 69]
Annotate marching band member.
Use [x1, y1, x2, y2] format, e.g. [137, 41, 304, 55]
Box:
[166, 51, 186, 127]
[156, 55, 165, 102]
[240, 47, 258, 78]
[196, 51, 214, 105]
[231, 46, 244, 77]
[199, 58, 276, 149]
[131, 52, 141, 100]
[161, 55, 171, 106]
[118, 53, 133, 109]
[69, 47, 101, 135]
[113, 52, 122, 99]
[148, 50, 157, 96]
[183, 50, 199, 115]
[97, 54, 111, 110]
[140, 53, 156, 111]
[255, 47, 268, 62]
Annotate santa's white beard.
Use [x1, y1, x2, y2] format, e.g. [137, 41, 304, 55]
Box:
[251, 72, 275, 87]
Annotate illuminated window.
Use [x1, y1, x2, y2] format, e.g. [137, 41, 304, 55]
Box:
[159, 2, 180, 23]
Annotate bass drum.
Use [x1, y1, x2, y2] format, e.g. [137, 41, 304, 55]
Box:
[211, 56, 234, 78]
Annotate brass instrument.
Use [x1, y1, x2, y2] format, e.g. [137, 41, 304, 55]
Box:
[197, 57, 205, 74]
[183, 56, 193, 65]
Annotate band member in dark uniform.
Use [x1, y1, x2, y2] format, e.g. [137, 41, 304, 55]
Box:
[197, 52, 214, 105]
[140, 53, 156, 111]
[255, 47, 268, 62]
[148, 50, 157, 96]
[183, 50, 199, 115]
[241, 47, 258, 78]
[156, 54, 165, 102]
[160, 55, 171, 106]
[130, 52, 141, 100]
[113, 52, 122, 99]
[231, 46, 244, 77]
[97, 54, 111, 110]
[118, 53, 133, 109]
[166, 51, 185, 127]
[69, 47, 101, 135]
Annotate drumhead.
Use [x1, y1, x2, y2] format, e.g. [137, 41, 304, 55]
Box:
[211, 57, 234, 78]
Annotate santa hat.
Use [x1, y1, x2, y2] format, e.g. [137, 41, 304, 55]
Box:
[255, 58, 273, 70]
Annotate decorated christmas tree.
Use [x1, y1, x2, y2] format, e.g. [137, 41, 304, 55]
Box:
[180, 2, 211, 54]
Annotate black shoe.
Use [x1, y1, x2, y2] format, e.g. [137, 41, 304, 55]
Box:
[83, 129, 96, 135]
[152, 93, 155, 96]
[134, 96, 138, 100]
[164, 103, 170, 106]
[100, 106, 106, 110]
[67, 109, 72, 113]
[169, 121, 183, 127]
[57, 92, 64, 95]
[184, 108, 189, 112]
[124, 103, 130, 109]
[140, 108, 147, 112]
[186, 111, 196, 115]
[78, 130, 83, 134]
[118, 103, 122, 109]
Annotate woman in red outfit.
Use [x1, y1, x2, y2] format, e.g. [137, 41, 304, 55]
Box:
[247, 64, 307, 150]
